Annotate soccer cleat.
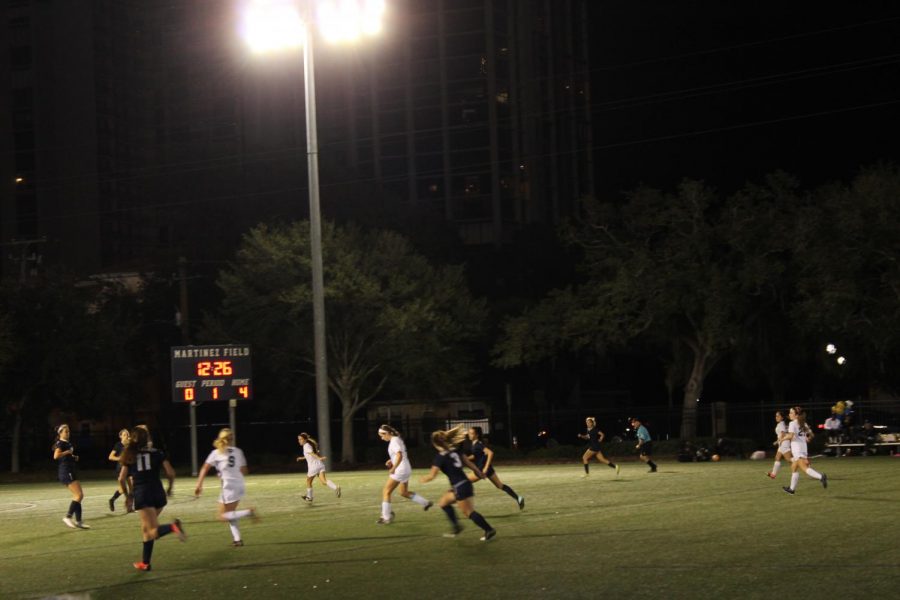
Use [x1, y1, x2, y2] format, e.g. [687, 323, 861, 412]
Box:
[63, 517, 77, 529]
[821, 473, 828, 489]
[480, 529, 497, 542]
[615, 464, 621, 477]
[517, 496, 525, 510]
[443, 524, 463, 538]
[109, 497, 116, 512]
[424, 501, 433, 511]
[782, 486, 795, 495]
[335, 486, 342, 498]
[376, 517, 393, 525]
[232, 540, 244, 547]
[133, 561, 152, 571]
[75, 521, 91, 529]
[766, 472, 776, 479]
[249, 507, 260, 523]
[650, 466, 658, 473]
[580, 472, 590, 479]
[172, 518, 187, 542]
[301, 495, 313, 503]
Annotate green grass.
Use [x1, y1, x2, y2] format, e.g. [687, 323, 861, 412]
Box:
[1, 457, 898, 599]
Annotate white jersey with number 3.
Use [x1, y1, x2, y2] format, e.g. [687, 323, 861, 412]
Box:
[204, 447, 247, 484]
[788, 421, 808, 459]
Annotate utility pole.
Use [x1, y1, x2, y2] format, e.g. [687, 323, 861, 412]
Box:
[177, 256, 199, 476]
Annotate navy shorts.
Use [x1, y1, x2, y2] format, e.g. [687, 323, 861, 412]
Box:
[453, 480, 475, 502]
[134, 482, 168, 511]
[59, 469, 77, 486]
[588, 444, 603, 453]
[639, 442, 653, 457]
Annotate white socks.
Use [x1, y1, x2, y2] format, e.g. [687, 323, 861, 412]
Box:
[228, 520, 240, 542]
[307, 487, 314, 500]
[381, 501, 392, 520]
[325, 480, 337, 490]
[771, 461, 782, 475]
[409, 493, 429, 507]
[222, 509, 252, 520]
[790, 472, 800, 490]
[806, 467, 823, 480]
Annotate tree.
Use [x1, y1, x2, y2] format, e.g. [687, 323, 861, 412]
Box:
[208, 222, 486, 463]
[495, 179, 794, 438]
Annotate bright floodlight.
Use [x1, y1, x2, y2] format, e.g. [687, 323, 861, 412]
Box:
[825, 343, 837, 354]
[318, 0, 385, 43]
[241, 0, 306, 54]
[836, 356, 846, 365]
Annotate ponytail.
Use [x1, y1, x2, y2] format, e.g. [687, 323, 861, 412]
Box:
[299, 433, 319, 454]
[431, 426, 467, 452]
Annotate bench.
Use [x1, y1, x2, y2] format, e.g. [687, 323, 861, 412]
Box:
[825, 442, 900, 456]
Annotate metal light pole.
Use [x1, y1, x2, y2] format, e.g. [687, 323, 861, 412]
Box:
[301, 2, 333, 470]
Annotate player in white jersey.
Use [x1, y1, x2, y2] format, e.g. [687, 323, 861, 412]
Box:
[766, 411, 794, 479]
[779, 406, 828, 495]
[295, 433, 341, 502]
[194, 428, 258, 546]
[376, 424, 432, 524]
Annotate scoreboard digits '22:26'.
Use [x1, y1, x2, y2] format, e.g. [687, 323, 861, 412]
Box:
[171, 345, 252, 403]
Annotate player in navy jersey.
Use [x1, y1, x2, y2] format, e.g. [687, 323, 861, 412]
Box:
[464, 427, 524, 510]
[421, 426, 496, 541]
[119, 426, 186, 571]
[577, 417, 620, 478]
[53, 424, 90, 529]
[107, 428, 130, 512]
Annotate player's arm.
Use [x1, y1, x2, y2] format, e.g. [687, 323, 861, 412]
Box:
[597, 430, 605, 443]
[390, 452, 402, 474]
[162, 459, 176, 496]
[481, 446, 495, 473]
[420, 465, 440, 483]
[108, 448, 122, 462]
[240, 465, 249, 476]
[53, 445, 75, 460]
[194, 462, 212, 496]
[461, 454, 485, 479]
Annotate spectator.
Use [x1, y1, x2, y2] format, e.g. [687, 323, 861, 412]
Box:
[824, 414, 843, 454]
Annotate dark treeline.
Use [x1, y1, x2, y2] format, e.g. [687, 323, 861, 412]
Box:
[2, 164, 899, 469]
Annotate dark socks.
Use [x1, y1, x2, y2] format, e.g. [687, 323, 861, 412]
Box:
[441, 505, 459, 526]
[501, 484, 519, 501]
[73, 501, 82, 521]
[608, 462, 617, 469]
[468, 510, 492, 533]
[111, 491, 122, 501]
[67, 500, 78, 518]
[583, 463, 589, 474]
[157, 524, 173, 538]
[142, 540, 154, 564]
[648, 460, 658, 469]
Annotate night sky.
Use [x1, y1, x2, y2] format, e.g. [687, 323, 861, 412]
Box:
[588, 1, 900, 197]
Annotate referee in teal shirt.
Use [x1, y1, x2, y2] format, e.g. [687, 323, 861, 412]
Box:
[631, 418, 658, 473]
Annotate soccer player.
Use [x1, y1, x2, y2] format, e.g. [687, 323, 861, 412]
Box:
[107, 428, 130, 512]
[195, 428, 258, 547]
[53, 424, 89, 529]
[766, 411, 793, 480]
[376, 424, 432, 524]
[295, 432, 341, 502]
[577, 417, 620, 478]
[421, 426, 496, 541]
[780, 406, 828, 495]
[119, 426, 186, 571]
[465, 427, 524, 509]
[631, 417, 658, 473]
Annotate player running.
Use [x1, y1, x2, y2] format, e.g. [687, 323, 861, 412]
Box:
[465, 426, 524, 509]
[119, 426, 186, 571]
[376, 425, 432, 524]
[421, 426, 496, 541]
[577, 417, 620, 478]
[631, 417, 658, 473]
[780, 406, 828, 495]
[195, 428, 258, 547]
[766, 411, 793, 480]
[295, 432, 341, 502]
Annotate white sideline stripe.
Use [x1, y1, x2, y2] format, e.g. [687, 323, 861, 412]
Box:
[0, 502, 36, 512]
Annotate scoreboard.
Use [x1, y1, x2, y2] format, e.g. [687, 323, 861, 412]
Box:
[171, 345, 252, 403]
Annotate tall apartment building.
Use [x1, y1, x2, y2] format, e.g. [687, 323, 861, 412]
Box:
[0, 0, 593, 278]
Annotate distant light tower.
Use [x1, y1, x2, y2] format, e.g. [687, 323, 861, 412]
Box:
[239, 0, 385, 468]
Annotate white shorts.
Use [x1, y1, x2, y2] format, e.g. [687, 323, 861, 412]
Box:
[307, 462, 326, 478]
[778, 442, 792, 455]
[389, 468, 411, 483]
[790, 443, 808, 460]
[219, 480, 245, 505]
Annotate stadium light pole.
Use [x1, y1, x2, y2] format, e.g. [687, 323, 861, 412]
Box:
[240, 0, 385, 468]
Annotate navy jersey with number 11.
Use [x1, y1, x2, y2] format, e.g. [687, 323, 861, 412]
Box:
[128, 448, 167, 485]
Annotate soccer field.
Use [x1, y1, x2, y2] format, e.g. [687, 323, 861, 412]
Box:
[1, 457, 897, 599]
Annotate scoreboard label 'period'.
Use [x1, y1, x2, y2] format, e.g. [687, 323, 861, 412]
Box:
[171, 345, 252, 403]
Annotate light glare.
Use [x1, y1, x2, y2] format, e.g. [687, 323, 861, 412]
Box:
[241, 0, 306, 54]
[319, 0, 385, 43]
